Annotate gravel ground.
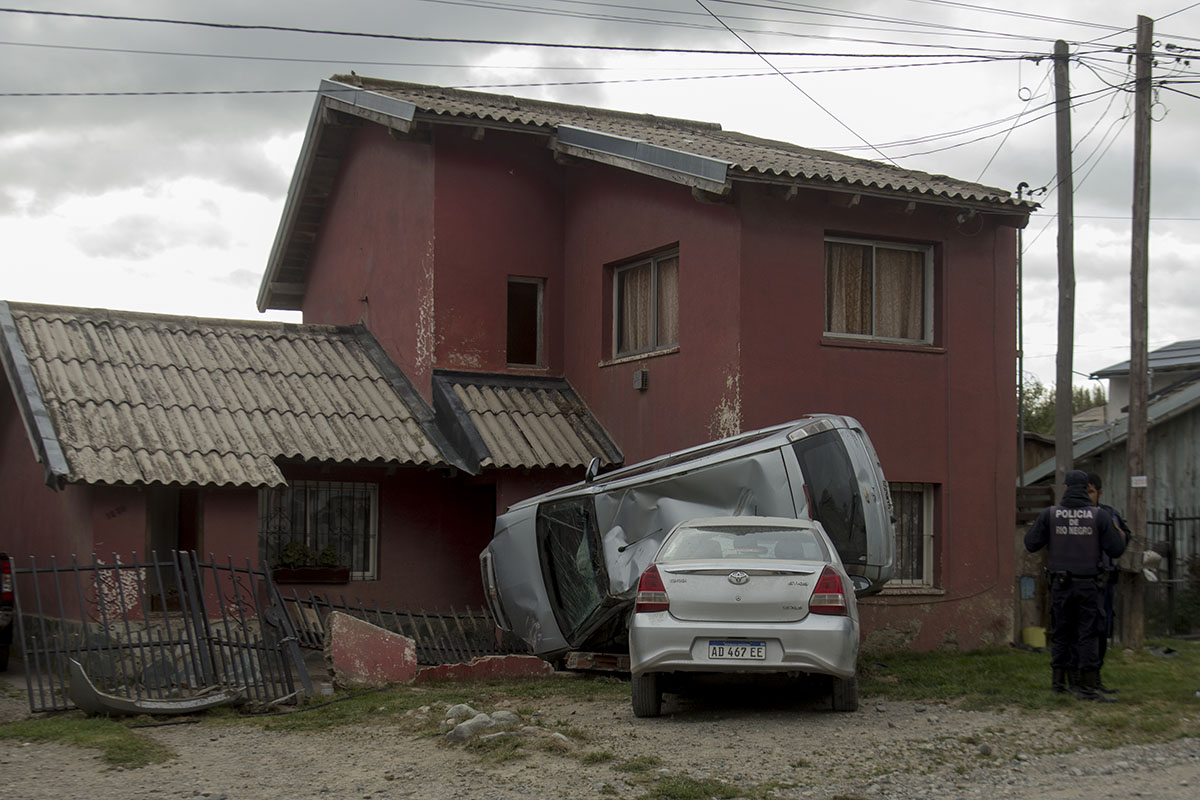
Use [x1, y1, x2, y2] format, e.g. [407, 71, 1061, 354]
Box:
[1, 663, 1197, 800]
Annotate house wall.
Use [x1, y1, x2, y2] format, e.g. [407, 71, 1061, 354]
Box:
[275, 465, 496, 610]
[0, 384, 94, 564]
[432, 129, 565, 376]
[300, 125, 438, 401]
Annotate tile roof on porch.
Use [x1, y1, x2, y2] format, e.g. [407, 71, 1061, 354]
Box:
[0, 302, 456, 488]
[432, 370, 622, 471]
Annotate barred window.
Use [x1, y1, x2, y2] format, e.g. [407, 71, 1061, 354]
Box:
[259, 481, 379, 580]
[889, 482, 935, 586]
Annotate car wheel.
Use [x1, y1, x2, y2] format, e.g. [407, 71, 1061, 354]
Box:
[0, 644, 9, 673]
[631, 672, 662, 718]
[830, 674, 858, 712]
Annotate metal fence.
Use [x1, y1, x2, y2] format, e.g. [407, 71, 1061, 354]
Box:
[275, 588, 530, 665]
[1145, 508, 1200, 637]
[11, 551, 310, 713]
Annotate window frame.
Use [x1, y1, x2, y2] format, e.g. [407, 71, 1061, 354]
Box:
[506, 276, 544, 368]
[612, 248, 679, 358]
[259, 480, 380, 581]
[888, 482, 935, 587]
[824, 236, 934, 345]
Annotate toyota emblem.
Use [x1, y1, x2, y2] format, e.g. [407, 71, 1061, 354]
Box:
[728, 571, 750, 585]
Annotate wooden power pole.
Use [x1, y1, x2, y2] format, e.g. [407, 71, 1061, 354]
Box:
[1123, 15, 1154, 650]
[1053, 39, 1075, 497]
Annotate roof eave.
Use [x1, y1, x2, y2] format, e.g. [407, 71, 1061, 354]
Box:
[257, 80, 418, 312]
[0, 301, 71, 489]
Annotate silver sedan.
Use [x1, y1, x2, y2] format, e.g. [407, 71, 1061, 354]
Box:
[627, 516, 860, 717]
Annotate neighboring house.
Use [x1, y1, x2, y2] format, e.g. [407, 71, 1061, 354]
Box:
[0, 303, 618, 611]
[1022, 340, 1200, 517]
[3, 76, 1034, 652]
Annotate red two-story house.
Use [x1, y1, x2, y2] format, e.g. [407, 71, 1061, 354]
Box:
[1, 76, 1031, 651]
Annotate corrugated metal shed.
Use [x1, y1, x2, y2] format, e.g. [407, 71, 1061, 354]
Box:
[1, 301, 453, 488]
[1091, 339, 1200, 378]
[431, 371, 622, 470]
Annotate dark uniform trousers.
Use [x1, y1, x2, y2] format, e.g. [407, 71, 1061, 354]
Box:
[1050, 576, 1104, 672]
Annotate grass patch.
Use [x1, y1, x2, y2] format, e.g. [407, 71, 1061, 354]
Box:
[464, 733, 527, 763]
[614, 754, 663, 773]
[636, 774, 740, 800]
[860, 637, 1200, 746]
[0, 716, 174, 769]
[582, 749, 618, 764]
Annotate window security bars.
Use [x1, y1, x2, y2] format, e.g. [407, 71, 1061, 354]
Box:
[10, 551, 310, 713]
[260, 481, 379, 580]
[890, 482, 934, 586]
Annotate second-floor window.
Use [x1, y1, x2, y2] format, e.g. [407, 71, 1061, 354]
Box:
[507, 277, 544, 367]
[614, 249, 679, 357]
[825, 238, 933, 343]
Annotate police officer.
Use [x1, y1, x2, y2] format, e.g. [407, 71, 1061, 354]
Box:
[1024, 469, 1127, 701]
[1086, 472, 1129, 694]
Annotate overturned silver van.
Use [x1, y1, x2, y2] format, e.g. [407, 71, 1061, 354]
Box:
[479, 415, 895, 659]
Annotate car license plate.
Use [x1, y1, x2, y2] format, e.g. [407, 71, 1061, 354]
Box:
[707, 640, 765, 660]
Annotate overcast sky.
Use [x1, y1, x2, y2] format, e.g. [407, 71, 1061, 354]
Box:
[2, 0, 1198, 392]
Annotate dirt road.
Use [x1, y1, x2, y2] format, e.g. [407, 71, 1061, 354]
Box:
[1, 667, 1197, 800]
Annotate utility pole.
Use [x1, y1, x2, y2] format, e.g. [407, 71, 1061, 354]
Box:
[1123, 14, 1154, 650]
[1053, 39, 1075, 498]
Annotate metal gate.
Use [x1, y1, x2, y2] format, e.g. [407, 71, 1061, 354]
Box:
[11, 551, 310, 713]
[1145, 509, 1200, 637]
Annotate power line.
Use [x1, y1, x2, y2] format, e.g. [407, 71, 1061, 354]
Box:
[694, 0, 897, 166]
[0, 6, 1117, 59]
[0, 37, 1007, 75]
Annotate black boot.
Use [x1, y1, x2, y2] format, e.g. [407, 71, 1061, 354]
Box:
[1078, 670, 1117, 703]
[1052, 668, 1069, 694]
[1096, 673, 1119, 694]
[1067, 669, 1084, 699]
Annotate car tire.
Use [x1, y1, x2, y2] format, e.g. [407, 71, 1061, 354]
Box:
[0, 644, 9, 673]
[830, 674, 858, 712]
[631, 672, 662, 718]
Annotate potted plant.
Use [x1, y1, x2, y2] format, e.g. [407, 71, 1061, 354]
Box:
[271, 541, 351, 584]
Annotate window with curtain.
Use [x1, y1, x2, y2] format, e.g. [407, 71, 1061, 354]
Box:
[825, 238, 931, 343]
[889, 482, 935, 587]
[614, 250, 679, 357]
[259, 481, 379, 580]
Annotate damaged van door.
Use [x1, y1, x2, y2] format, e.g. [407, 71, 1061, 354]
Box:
[480, 415, 894, 659]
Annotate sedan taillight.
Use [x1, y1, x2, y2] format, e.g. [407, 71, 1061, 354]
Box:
[634, 564, 669, 613]
[809, 565, 847, 616]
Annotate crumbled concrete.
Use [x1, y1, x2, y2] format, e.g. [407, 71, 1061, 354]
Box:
[323, 611, 418, 689]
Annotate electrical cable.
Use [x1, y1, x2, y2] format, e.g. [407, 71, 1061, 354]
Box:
[694, 0, 898, 166]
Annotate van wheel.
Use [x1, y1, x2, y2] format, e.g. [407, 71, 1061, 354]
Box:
[831, 674, 858, 712]
[631, 672, 662, 718]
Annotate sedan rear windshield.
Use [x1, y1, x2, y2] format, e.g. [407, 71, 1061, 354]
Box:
[658, 525, 830, 562]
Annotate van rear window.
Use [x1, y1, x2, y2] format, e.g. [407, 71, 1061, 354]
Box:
[791, 431, 868, 565]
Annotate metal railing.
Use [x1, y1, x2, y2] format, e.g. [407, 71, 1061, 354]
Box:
[11, 551, 309, 713]
[275, 588, 529, 665]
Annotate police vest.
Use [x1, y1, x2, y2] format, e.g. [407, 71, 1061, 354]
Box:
[1047, 505, 1102, 575]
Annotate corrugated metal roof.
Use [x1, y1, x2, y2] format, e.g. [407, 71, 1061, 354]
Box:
[3, 302, 451, 487]
[341, 77, 1029, 208]
[432, 371, 622, 470]
[1092, 339, 1200, 378]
